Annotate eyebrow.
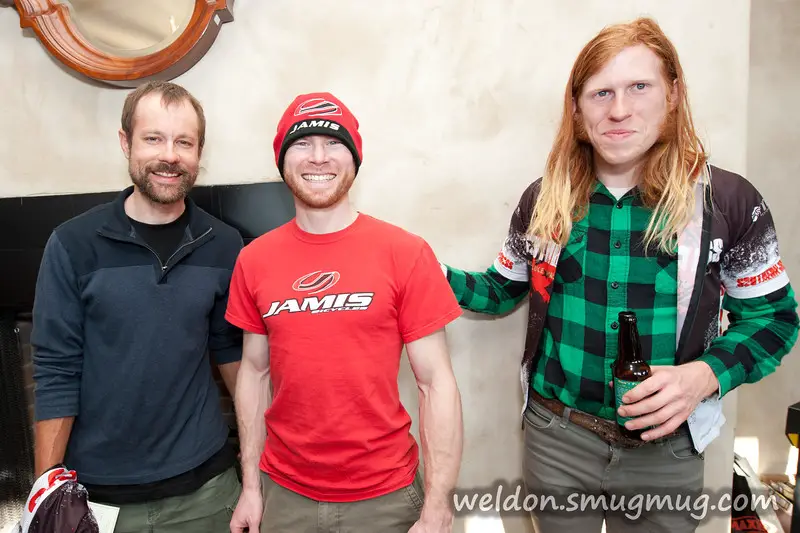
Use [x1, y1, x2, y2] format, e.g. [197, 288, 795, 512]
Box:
[140, 130, 197, 141]
[584, 78, 658, 93]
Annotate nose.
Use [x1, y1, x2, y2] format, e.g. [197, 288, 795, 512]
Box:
[308, 140, 328, 165]
[159, 145, 180, 164]
[608, 93, 632, 122]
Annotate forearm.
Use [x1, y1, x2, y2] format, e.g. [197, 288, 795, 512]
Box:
[234, 362, 271, 492]
[31, 354, 80, 478]
[444, 264, 527, 315]
[418, 371, 463, 521]
[697, 285, 799, 396]
[34, 417, 74, 477]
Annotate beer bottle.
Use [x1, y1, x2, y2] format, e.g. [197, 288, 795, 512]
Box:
[613, 311, 652, 439]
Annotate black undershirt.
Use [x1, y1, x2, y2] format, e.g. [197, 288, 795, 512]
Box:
[129, 209, 190, 266]
[82, 444, 237, 505]
[80, 210, 237, 505]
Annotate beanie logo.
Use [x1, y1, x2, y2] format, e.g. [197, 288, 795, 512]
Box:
[294, 97, 342, 118]
[288, 120, 341, 135]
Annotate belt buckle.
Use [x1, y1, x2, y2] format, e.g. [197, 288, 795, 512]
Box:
[612, 424, 684, 448]
[616, 433, 648, 449]
[531, 392, 650, 448]
[587, 414, 646, 449]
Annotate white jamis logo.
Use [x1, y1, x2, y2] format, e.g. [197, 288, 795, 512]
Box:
[288, 119, 341, 136]
[262, 271, 374, 318]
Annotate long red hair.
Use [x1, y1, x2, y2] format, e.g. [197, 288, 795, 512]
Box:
[528, 17, 708, 254]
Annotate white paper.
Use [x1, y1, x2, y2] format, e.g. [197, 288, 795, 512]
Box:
[88, 501, 119, 533]
[687, 395, 726, 453]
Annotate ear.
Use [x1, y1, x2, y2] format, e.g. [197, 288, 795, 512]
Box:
[572, 97, 577, 115]
[669, 79, 679, 111]
[119, 129, 131, 159]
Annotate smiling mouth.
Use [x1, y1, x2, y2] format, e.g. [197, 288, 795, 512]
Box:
[151, 171, 181, 178]
[302, 173, 336, 182]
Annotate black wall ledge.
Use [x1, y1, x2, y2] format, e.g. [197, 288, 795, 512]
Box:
[0, 182, 295, 313]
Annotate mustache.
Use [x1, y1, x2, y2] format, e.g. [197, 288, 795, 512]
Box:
[146, 162, 187, 176]
[298, 168, 337, 174]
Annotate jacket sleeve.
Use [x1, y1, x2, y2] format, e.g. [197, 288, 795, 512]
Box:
[697, 181, 800, 396]
[31, 232, 84, 421]
[443, 264, 528, 315]
[441, 181, 538, 315]
[208, 232, 244, 365]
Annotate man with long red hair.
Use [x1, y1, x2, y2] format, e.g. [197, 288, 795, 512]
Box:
[442, 17, 798, 532]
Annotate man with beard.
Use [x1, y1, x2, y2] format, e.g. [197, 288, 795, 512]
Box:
[30, 81, 244, 532]
[225, 92, 464, 533]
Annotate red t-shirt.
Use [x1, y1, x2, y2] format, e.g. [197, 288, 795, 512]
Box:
[224, 213, 462, 502]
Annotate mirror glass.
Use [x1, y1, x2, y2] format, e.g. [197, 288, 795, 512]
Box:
[59, 0, 196, 57]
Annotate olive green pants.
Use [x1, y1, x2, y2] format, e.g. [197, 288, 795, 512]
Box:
[111, 466, 241, 533]
[259, 470, 425, 533]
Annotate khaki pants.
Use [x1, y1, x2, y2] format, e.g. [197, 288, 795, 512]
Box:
[522, 398, 705, 533]
[112, 466, 241, 533]
[259, 470, 424, 533]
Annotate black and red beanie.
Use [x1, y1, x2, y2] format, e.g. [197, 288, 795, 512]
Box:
[273, 92, 363, 178]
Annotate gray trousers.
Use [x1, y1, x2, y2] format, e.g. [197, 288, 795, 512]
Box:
[522, 397, 705, 533]
[259, 469, 424, 533]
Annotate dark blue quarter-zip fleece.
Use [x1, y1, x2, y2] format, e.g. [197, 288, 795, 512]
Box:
[31, 186, 244, 485]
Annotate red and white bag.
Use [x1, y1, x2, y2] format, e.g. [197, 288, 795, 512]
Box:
[14, 466, 98, 533]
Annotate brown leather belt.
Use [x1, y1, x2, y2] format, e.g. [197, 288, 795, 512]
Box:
[527, 389, 686, 449]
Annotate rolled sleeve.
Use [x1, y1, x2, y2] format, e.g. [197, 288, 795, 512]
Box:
[31, 232, 84, 421]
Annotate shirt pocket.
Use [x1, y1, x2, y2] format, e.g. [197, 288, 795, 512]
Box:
[654, 255, 678, 295]
[554, 227, 587, 286]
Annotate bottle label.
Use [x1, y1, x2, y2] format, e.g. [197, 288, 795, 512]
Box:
[614, 377, 640, 425]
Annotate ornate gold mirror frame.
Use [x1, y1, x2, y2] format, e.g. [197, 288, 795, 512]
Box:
[6, 0, 234, 87]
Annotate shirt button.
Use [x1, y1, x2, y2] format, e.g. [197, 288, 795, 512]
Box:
[616, 202, 623, 209]
[611, 321, 619, 330]
[614, 241, 621, 249]
[611, 281, 619, 289]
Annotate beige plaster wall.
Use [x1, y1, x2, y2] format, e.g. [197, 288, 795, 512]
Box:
[0, 1, 756, 532]
[735, 0, 800, 481]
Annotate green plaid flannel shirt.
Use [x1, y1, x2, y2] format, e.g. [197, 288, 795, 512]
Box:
[445, 182, 799, 420]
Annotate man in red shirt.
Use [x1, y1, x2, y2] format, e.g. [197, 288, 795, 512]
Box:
[226, 92, 464, 533]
